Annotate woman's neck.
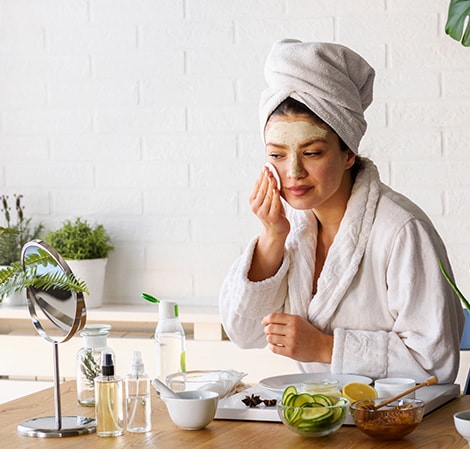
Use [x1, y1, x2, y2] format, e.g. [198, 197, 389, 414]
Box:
[313, 170, 354, 232]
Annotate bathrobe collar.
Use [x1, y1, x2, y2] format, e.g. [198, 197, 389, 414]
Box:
[284, 158, 381, 329]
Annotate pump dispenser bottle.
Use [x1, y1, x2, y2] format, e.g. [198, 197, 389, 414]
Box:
[125, 350, 151, 432]
[94, 352, 123, 437]
[155, 300, 186, 382]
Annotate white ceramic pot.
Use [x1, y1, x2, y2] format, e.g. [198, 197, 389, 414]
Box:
[0, 266, 27, 307]
[1, 289, 27, 307]
[65, 258, 107, 309]
[374, 377, 416, 399]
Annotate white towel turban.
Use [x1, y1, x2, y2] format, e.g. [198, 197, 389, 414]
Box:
[259, 39, 375, 154]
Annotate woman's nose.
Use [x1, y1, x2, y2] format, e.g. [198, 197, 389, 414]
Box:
[288, 158, 306, 178]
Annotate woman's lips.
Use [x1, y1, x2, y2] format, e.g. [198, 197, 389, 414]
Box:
[286, 185, 312, 197]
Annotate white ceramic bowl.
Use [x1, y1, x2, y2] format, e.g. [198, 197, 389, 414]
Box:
[374, 377, 416, 399]
[454, 410, 470, 446]
[162, 390, 219, 430]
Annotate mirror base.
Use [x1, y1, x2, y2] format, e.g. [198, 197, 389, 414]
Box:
[17, 415, 96, 438]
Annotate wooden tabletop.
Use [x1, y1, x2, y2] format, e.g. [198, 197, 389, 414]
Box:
[2, 380, 470, 449]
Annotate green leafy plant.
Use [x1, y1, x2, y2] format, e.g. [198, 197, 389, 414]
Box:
[439, 260, 470, 313]
[0, 247, 89, 299]
[445, 0, 470, 46]
[44, 217, 113, 260]
[0, 194, 43, 265]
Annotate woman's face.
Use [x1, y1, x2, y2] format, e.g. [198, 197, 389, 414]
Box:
[264, 114, 355, 212]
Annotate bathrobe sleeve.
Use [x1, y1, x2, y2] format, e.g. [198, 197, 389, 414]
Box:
[331, 218, 464, 383]
[219, 236, 290, 348]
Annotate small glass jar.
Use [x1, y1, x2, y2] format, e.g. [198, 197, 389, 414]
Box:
[76, 324, 114, 406]
[301, 379, 341, 396]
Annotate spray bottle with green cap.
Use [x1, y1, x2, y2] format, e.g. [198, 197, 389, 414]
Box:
[142, 293, 186, 383]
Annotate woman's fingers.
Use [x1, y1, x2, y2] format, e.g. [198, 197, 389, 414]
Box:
[262, 313, 333, 363]
[250, 169, 278, 219]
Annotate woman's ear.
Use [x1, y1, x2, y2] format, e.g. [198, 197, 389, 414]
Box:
[345, 149, 356, 170]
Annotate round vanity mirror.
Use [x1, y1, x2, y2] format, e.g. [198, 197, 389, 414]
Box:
[17, 239, 96, 438]
[22, 240, 86, 343]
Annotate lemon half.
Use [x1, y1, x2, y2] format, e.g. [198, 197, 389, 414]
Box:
[341, 382, 377, 402]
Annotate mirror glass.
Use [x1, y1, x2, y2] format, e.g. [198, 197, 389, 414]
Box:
[21, 240, 86, 343]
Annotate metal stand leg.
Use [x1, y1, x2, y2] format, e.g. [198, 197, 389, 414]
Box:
[17, 342, 96, 437]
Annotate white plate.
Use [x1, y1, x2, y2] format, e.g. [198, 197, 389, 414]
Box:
[259, 373, 373, 392]
[215, 386, 280, 422]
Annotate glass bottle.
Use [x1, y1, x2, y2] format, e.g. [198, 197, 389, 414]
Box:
[76, 324, 114, 406]
[125, 350, 151, 432]
[301, 379, 341, 397]
[95, 352, 124, 437]
[155, 300, 186, 383]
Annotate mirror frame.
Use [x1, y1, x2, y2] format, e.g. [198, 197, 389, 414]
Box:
[21, 239, 86, 344]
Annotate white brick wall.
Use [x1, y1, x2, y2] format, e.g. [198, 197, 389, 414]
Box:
[1, 0, 470, 308]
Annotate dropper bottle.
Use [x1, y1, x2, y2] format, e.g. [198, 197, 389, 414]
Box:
[125, 350, 151, 433]
[94, 352, 124, 437]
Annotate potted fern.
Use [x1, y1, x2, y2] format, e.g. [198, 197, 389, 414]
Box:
[44, 217, 113, 308]
[0, 194, 44, 306]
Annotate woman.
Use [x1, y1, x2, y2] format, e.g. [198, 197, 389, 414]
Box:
[219, 39, 464, 383]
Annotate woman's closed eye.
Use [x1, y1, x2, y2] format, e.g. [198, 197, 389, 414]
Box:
[304, 150, 322, 156]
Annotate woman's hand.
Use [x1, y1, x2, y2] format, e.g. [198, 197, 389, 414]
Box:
[262, 312, 333, 364]
[249, 167, 290, 238]
[247, 168, 290, 281]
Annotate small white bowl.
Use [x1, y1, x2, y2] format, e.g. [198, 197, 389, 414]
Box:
[162, 390, 219, 430]
[454, 410, 470, 446]
[374, 377, 416, 399]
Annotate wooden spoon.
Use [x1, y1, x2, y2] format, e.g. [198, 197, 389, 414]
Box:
[362, 375, 438, 411]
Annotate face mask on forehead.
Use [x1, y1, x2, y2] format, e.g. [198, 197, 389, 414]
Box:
[265, 120, 330, 177]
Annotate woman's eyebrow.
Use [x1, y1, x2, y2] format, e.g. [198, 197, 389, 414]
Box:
[299, 137, 327, 148]
[266, 142, 287, 148]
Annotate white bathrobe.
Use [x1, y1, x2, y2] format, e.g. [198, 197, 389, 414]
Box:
[219, 159, 464, 383]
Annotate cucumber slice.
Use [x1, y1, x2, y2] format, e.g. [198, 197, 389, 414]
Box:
[293, 393, 316, 407]
[300, 406, 333, 421]
[309, 394, 334, 406]
[281, 385, 298, 405]
[285, 406, 301, 424]
[330, 405, 345, 423]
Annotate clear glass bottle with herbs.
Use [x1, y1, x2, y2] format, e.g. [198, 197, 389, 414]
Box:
[76, 324, 114, 406]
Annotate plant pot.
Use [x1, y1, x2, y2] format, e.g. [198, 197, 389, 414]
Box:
[1, 289, 27, 307]
[65, 258, 107, 309]
[0, 266, 27, 307]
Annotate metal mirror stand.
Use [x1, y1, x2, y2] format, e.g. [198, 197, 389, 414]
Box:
[17, 240, 96, 437]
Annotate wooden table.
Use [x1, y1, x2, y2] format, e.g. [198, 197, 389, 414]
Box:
[1, 380, 470, 449]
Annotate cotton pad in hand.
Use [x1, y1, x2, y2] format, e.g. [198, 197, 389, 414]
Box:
[265, 162, 281, 190]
